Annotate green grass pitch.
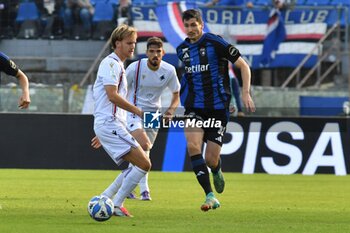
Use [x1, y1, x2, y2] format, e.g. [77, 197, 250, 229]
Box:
[0, 169, 349, 233]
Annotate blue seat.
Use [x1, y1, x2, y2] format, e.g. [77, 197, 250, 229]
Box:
[132, 0, 156, 6]
[91, 0, 119, 6]
[304, 0, 330, 5]
[158, 0, 179, 4]
[295, 0, 305, 5]
[92, 2, 115, 22]
[92, 1, 117, 40]
[254, 0, 269, 6]
[330, 0, 350, 6]
[15, 2, 40, 22]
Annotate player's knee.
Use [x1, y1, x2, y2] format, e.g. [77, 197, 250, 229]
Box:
[142, 159, 151, 172]
[186, 141, 201, 154]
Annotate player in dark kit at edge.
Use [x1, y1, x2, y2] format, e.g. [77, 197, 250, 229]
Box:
[0, 52, 30, 109]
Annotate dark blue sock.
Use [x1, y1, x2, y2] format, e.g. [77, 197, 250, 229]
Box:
[190, 154, 212, 195]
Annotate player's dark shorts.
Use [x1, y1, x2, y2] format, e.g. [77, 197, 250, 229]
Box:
[184, 108, 229, 146]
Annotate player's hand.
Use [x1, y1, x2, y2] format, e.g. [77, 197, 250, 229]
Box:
[91, 136, 102, 149]
[237, 111, 245, 117]
[229, 104, 236, 114]
[163, 108, 175, 124]
[136, 108, 144, 119]
[18, 93, 31, 109]
[242, 91, 255, 113]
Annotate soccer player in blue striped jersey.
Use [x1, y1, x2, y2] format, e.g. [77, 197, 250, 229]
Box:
[176, 9, 255, 212]
[0, 52, 30, 109]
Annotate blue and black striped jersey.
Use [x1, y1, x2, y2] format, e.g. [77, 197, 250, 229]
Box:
[0, 52, 19, 77]
[177, 33, 241, 110]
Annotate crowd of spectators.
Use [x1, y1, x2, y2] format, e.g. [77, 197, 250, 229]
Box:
[0, 0, 348, 40]
[0, 0, 132, 39]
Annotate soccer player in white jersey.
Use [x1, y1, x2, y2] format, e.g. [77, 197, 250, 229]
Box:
[123, 37, 180, 200]
[92, 24, 151, 217]
[92, 37, 180, 201]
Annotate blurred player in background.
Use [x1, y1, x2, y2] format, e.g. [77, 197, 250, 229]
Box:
[0, 52, 30, 109]
[176, 9, 255, 212]
[92, 24, 150, 217]
[92, 36, 180, 201]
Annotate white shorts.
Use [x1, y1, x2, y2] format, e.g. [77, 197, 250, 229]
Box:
[94, 120, 139, 166]
[127, 114, 158, 145]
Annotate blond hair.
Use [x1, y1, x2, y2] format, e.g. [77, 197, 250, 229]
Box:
[110, 24, 137, 49]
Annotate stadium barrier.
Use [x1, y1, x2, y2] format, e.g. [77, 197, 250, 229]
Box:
[0, 113, 349, 175]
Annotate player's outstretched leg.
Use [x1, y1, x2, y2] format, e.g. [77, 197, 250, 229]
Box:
[113, 165, 146, 217]
[113, 147, 151, 217]
[200, 192, 220, 211]
[101, 167, 130, 198]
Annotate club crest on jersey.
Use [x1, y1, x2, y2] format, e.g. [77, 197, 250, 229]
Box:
[200, 47, 206, 56]
[109, 62, 114, 68]
[142, 75, 146, 79]
[159, 75, 165, 81]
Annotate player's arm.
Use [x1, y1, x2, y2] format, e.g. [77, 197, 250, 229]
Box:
[105, 85, 143, 118]
[163, 91, 180, 122]
[233, 57, 255, 113]
[16, 69, 31, 109]
[0, 54, 31, 109]
[163, 67, 181, 121]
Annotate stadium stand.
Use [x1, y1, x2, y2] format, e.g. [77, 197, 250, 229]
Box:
[132, 0, 157, 6]
[330, 0, 350, 6]
[15, 1, 41, 39]
[304, 0, 330, 6]
[254, 0, 270, 6]
[295, 0, 305, 5]
[92, 1, 116, 40]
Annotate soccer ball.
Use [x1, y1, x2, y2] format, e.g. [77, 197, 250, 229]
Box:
[87, 195, 114, 221]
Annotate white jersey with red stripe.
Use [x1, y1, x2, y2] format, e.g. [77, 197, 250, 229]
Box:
[126, 58, 180, 111]
[93, 52, 128, 126]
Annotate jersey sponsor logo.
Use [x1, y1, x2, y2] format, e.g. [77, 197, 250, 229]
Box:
[184, 64, 209, 74]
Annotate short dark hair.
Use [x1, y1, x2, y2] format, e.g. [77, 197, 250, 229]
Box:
[146, 37, 163, 49]
[182, 9, 203, 24]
